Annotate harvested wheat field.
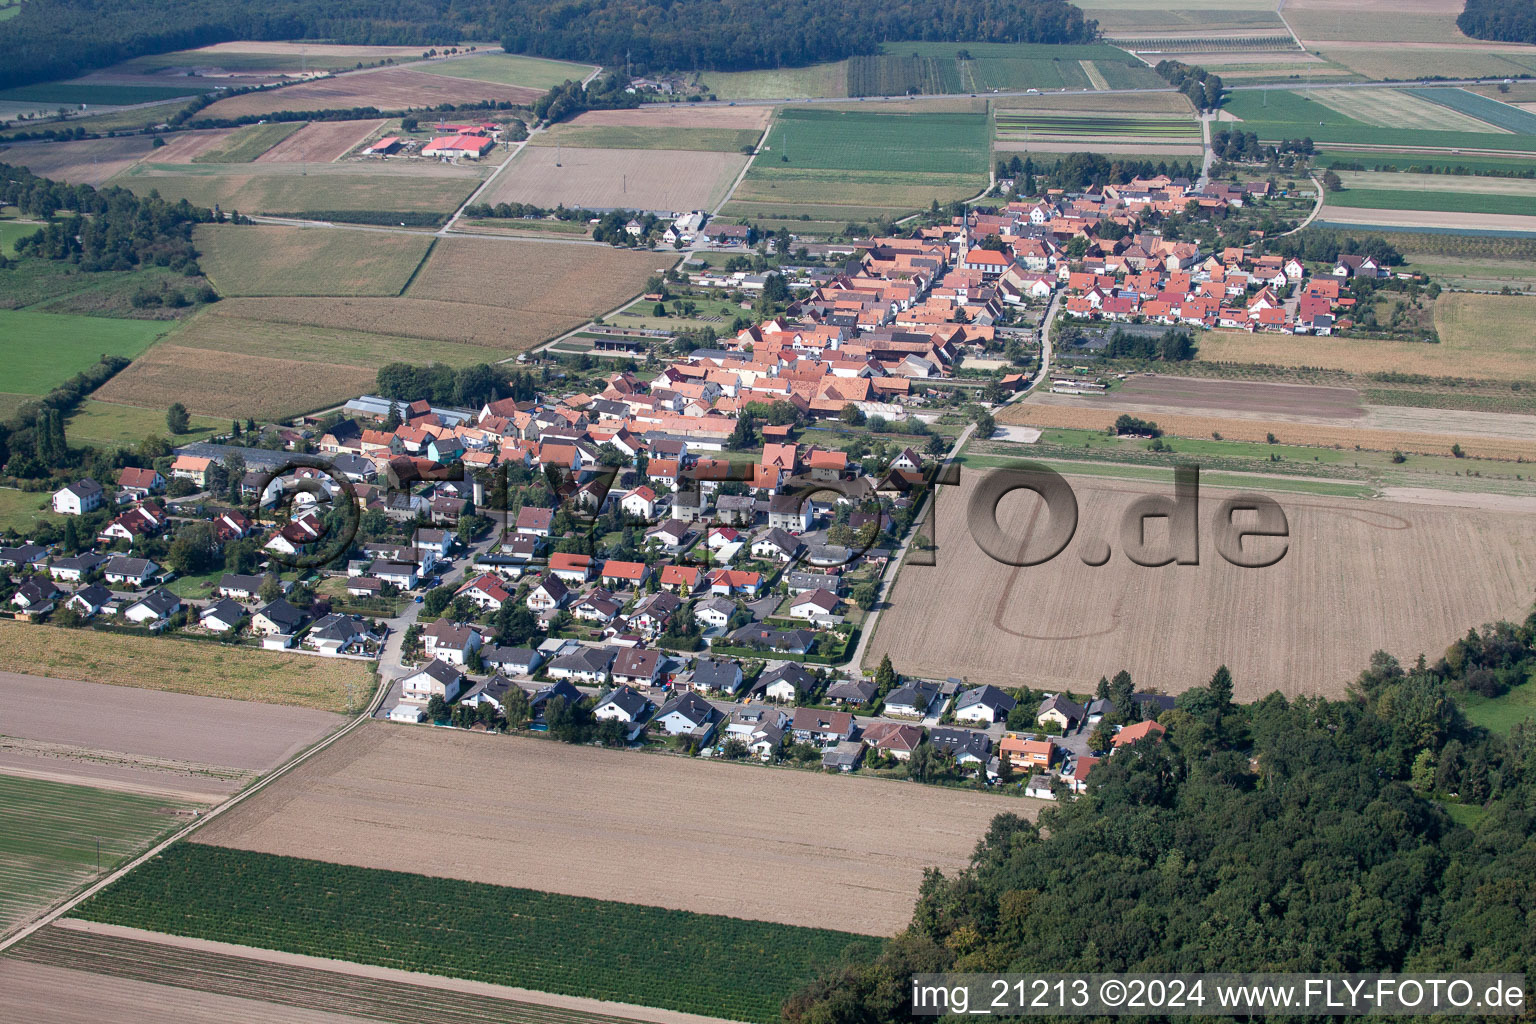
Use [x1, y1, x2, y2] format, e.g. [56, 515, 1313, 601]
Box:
[1194, 316, 1536, 384]
[193, 722, 1018, 935]
[254, 119, 385, 163]
[1320, 207, 1536, 232]
[147, 129, 242, 164]
[0, 622, 372, 713]
[93, 342, 378, 420]
[0, 672, 343, 802]
[199, 68, 541, 119]
[213, 296, 578, 350]
[486, 146, 747, 213]
[571, 106, 774, 130]
[0, 137, 154, 186]
[998, 401, 1536, 460]
[869, 472, 1536, 698]
[408, 236, 659, 316]
[194, 224, 431, 296]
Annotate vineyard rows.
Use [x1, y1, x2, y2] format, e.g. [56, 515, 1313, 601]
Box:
[846, 55, 960, 98]
[74, 844, 882, 1024]
[1110, 35, 1301, 52]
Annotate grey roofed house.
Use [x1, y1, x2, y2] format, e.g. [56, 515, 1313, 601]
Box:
[530, 677, 585, 713]
[595, 685, 652, 721]
[331, 454, 377, 481]
[68, 583, 113, 612]
[690, 656, 742, 692]
[927, 726, 993, 763]
[715, 494, 757, 524]
[1087, 697, 1114, 720]
[631, 590, 681, 619]
[200, 597, 246, 626]
[0, 544, 47, 567]
[825, 678, 877, 705]
[821, 740, 865, 771]
[752, 527, 801, 558]
[256, 597, 306, 633]
[49, 552, 106, 576]
[128, 587, 181, 620]
[309, 612, 368, 644]
[60, 478, 103, 500]
[657, 690, 716, 731]
[411, 658, 463, 689]
[1132, 692, 1177, 714]
[955, 684, 1017, 716]
[884, 680, 940, 714]
[102, 555, 158, 579]
[727, 625, 815, 654]
[218, 573, 274, 597]
[694, 594, 736, 619]
[13, 579, 59, 608]
[1038, 693, 1086, 724]
[480, 645, 543, 674]
[786, 571, 841, 594]
[548, 645, 615, 679]
[759, 662, 814, 695]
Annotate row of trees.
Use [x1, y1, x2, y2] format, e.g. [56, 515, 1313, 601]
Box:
[1154, 59, 1224, 111]
[374, 362, 540, 409]
[1103, 326, 1197, 362]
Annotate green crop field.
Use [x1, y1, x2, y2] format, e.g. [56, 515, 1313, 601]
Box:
[1327, 188, 1536, 218]
[1314, 150, 1536, 176]
[0, 82, 213, 105]
[77, 844, 882, 1024]
[414, 52, 596, 90]
[0, 310, 170, 393]
[191, 121, 305, 163]
[0, 775, 194, 933]
[1406, 87, 1536, 135]
[759, 108, 988, 173]
[847, 54, 964, 97]
[995, 112, 1199, 138]
[700, 62, 850, 100]
[66, 399, 222, 447]
[1225, 90, 1536, 153]
[731, 168, 982, 219]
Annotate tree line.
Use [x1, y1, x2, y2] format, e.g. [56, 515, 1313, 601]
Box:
[1457, 0, 1536, 43]
[1154, 59, 1224, 111]
[0, 0, 1098, 90]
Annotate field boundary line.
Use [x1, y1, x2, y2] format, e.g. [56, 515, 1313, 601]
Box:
[37, 919, 751, 1024]
[711, 119, 773, 216]
[0, 670, 387, 957]
[397, 236, 438, 296]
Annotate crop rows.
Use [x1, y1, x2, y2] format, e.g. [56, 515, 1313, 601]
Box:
[1109, 35, 1300, 52]
[846, 54, 960, 97]
[995, 114, 1199, 138]
[1406, 88, 1536, 135]
[74, 844, 882, 1024]
[12, 926, 679, 1024]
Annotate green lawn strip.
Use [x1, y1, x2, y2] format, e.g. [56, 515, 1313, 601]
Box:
[75, 844, 882, 1024]
[0, 309, 170, 393]
[957, 450, 1378, 497]
[192, 121, 306, 163]
[761, 108, 989, 174]
[1314, 149, 1536, 175]
[67, 400, 222, 448]
[1457, 674, 1536, 734]
[0, 83, 213, 104]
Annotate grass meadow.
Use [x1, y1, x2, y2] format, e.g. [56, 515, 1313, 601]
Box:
[0, 309, 169, 393]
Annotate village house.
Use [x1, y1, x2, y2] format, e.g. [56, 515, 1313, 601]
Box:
[791, 708, 856, 747]
[655, 691, 719, 738]
[954, 684, 1017, 725]
[593, 685, 654, 725]
[400, 659, 465, 703]
[689, 656, 744, 694]
[423, 620, 483, 665]
[52, 479, 103, 516]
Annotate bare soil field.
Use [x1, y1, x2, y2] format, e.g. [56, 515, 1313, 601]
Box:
[407, 236, 660, 317]
[1097, 376, 1366, 420]
[5, 922, 734, 1024]
[869, 473, 1536, 698]
[0, 137, 154, 186]
[569, 106, 774, 130]
[0, 958, 377, 1024]
[93, 342, 378, 420]
[1361, 405, 1536, 442]
[254, 119, 385, 163]
[182, 41, 440, 60]
[485, 146, 746, 213]
[198, 68, 540, 119]
[110, 161, 483, 216]
[210, 296, 574, 351]
[998, 401, 1536, 460]
[0, 622, 371, 712]
[193, 722, 1017, 936]
[148, 130, 241, 164]
[994, 91, 1195, 114]
[0, 672, 342, 801]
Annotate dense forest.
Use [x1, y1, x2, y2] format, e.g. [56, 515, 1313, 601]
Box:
[1458, 0, 1536, 43]
[0, 162, 219, 272]
[500, 0, 1096, 73]
[0, 0, 1095, 90]
[784, 615, 1536, 1022]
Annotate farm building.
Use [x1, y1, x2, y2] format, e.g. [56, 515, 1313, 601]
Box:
[422, 135, 493, 159]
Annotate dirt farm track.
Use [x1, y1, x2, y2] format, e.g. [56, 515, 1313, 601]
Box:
[867, 474, 1536, 698]
[192, 721, 1019, 936]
